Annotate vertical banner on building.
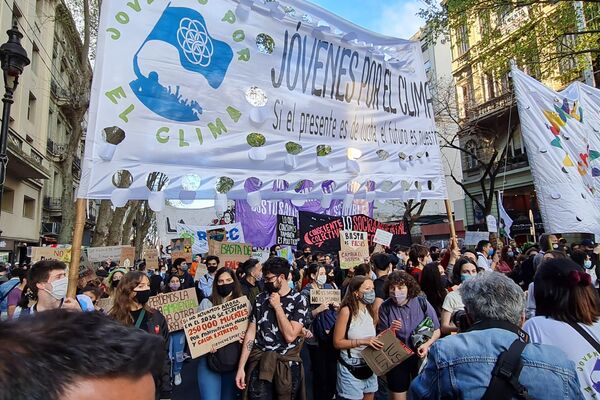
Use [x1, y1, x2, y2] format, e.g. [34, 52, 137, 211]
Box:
[512, 68, 600, 234]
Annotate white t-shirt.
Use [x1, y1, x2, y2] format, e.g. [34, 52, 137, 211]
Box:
[441, 289, 464, 314]
[524, 316, 600, 399]
[476, 253, 491, 271]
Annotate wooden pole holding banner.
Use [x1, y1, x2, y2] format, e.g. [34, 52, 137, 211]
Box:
[67, 198, 86, 298]
[444, 199, 457, 243]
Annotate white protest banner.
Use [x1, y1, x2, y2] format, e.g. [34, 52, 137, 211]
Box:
[86, 245, 135, 263]
[147, 288, 198, 331]
[177, 223, 244, 254]
[339, 230, 369, 269]
[77, 0, 447, 206]
[156, 204, 219, 247]
[486, 215, 498, 233]
[373, 229, 393, 246]
[183, 296, 250, 358]
[310, 288, 341, 304]
[464, 231, 490, 246]
[512, 68, 600, 234]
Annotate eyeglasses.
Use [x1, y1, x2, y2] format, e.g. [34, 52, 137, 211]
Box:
[264, 275, 279, 282]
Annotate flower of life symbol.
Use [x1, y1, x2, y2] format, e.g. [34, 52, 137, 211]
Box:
[177, 17, 214, 67]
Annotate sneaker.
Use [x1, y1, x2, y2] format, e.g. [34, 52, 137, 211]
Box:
[174, 373, 182, 386]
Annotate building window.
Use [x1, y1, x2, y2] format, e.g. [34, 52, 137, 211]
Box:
[456, 24, 470, 57]
[465, 140, 479, 169]
[27, 92, 36, 121]
[31, 43, 40, 75]
[481, 73, 495, 102]
[457, 84, 472, 118]
[2, 188, 14, 213]
[23, 196, 35, 219]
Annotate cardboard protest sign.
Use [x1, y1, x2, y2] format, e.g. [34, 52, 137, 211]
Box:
[373, 229, 393, 246]
[120, 246, 135, 268]
[183, 296, 250, 358]
[339, 230, 369, 269]
[171, 237, 193, 263]
[147, 288, 198, 332]
[362, 329, 414, 376]
[143, 248, 159, 270]
[310, 289, 341, 304]
[299, 212, 410, 253]
[31, 246, 72, 262]
[276, 215, 299, 246]
[85, 245, 135, 265]
[209, 241, 252, 269]
[464, 231, 490, 246]
[194, 263, 208, 281]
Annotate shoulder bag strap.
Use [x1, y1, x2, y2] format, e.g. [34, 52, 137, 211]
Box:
[134, 309, 147, 329]
[0, 281, 19, 303]
[345, 309, 353, 358]
[568, 322, 600, 353]
[482, 339, 531, 400]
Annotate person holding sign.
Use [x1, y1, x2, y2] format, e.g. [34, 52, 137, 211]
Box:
[163, 275, 187, 386]
[301, 263, 340, 400]
[197, 267, 244, 400]
[333, 276, 383, 400]
[377, 271, 440, 400]
[236, 257, 309, 400]
[108, 271, 172, 398]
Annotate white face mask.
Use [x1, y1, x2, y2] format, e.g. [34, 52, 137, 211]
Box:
[44, 276, 68, 300]
[316, 275, 327, 286]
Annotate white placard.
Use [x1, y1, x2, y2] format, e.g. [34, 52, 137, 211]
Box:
[512, 67, 600, 234]
[464, 231, 490, 246]
[373, 229, 393, 246]
[77, 0, 447, 204]
[486, 215, 498, 233]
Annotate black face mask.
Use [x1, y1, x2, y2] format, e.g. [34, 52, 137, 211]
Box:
[217, 283, 235, 297]
[304, 253, 311, 258]
[264, 279, 280, 294]
[111, 279, 121, 288]
[207, 266, 218, 274]
[134, 289, 151, 305]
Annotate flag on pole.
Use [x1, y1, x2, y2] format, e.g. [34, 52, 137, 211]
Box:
[498, 192, 513, 239]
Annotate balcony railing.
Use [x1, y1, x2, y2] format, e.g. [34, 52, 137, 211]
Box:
[42, 222, 61, 235]
[465, 91, 515, 122]
[47, 139, 66, 156]
[43, 197, 62, 211]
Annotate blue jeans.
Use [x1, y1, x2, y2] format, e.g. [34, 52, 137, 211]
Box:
[197, 356, 238, 400]
[169, 331, 186, 375]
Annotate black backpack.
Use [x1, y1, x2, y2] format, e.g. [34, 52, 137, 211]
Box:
[207, 342, 241, 373]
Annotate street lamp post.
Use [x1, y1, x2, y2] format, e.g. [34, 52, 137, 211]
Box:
[0, 24, 30, 220]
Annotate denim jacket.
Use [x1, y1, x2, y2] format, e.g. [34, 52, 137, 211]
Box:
[409, 327, 584, 400]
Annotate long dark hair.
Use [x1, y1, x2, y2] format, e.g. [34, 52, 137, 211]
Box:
[209, 268, 243, 306]
[108, 271, 150, 326]
[420, 262, 447, 316]
[340, 276, 377, 324]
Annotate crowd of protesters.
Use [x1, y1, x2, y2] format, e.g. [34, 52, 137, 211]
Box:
[1, 233, 600, 400]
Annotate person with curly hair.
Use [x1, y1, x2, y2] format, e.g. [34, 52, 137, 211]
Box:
[108, 271, 171, 398]
[377, 271, 440, 400]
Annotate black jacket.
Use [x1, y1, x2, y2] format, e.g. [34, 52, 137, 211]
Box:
[142, 309, 172, 397]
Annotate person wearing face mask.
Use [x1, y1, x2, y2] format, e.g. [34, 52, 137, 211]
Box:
[476, 240, 499, 271]
[419, 262, 448, 318]
[236, 257, 309, 399]
[109, 271, 171, 399]
[198, 268, 244, 400]
[198, 255, 220, 300]
[408, 244, 432, 284]
[440, 258, 478, 335]
[377, 271, 440, 399]
[162, 275, 187, 386]
[332, 276, 382, 400]
[107, 268, 126, 298]
[497, 246, 516, 274]
[301, 263, 340, 400]
[571, 250, 598, 290]
[239, 258, 264, 308]
[171, 257, 193, 290]
[13, 260, 87, 318]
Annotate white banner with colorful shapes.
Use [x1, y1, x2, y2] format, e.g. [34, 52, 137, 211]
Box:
[78, 0, 447, 206]
[512, 68, 600, 234]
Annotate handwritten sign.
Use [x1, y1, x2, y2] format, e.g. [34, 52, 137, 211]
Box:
[183, 296, 250, 358]
[31, 247, 72, 262]
[143, 248, 159, 270]
[276, 215, 299, 246]
[464, 231, 490, 246]
[362, 329, 414, 376]
[310, 288, 341, 304]
[373, 229, 393, 247]
[339, 230, 369, 269]
[171, 238, 192, 262]
[147, 288, 198, 332]
[209, 241, 252, 269]
[194, 263, 208, 281]
[120, 246, 135, 268]
[86, 245, 135, 265]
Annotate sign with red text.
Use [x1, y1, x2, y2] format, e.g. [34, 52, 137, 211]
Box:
[147, 288, 198, 331]
[183, 296, 250, 358]
[31, 246, 72, 263]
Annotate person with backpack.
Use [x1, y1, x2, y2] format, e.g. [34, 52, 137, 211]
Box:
[0, 267, 26, 320]
[333, 276, 383, 400]
[410, 272, 583, 399]
[198, 267, 243, 400]
[377, 271, 440, 399]
[302, 263, 340, 400]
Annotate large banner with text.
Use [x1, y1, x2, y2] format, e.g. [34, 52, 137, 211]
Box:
[78, 0, 447, 206]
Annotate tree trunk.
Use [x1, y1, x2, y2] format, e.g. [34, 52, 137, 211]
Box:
[91, 199, 113, 246]
[121, 200, 140, 245]
[57, 152, 75, 244]
[106, 204, 129, 246]
[134, 202, 154, 259]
